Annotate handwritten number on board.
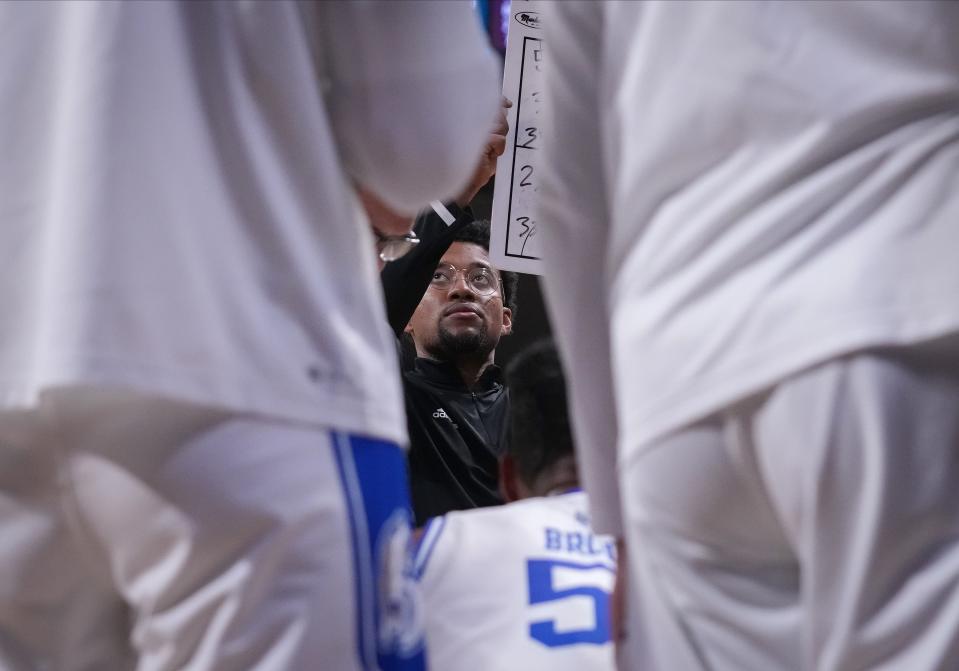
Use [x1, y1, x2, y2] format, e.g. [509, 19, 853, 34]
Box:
[519, 165, 533, 187]
[516, 127, 537, 150]
[517, 216, 537, 256]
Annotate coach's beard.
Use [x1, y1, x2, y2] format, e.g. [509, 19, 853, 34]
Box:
[435, 322, 495, 360]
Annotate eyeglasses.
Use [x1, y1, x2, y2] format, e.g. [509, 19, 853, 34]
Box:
[429, 264, 500, 296]
[374, 229, 420, 262]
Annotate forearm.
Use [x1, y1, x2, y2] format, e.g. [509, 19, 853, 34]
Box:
[381, 202, 473, 336]
[319, 1, 499, 215]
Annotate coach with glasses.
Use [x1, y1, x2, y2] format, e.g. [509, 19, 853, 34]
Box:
[382, 210, 519, 525]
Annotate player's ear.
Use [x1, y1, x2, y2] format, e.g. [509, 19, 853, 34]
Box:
[498, 454, 522, 503]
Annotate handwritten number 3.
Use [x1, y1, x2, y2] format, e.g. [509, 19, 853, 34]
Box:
[517, 127, 537, 149]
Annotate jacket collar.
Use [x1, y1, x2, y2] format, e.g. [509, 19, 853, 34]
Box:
[412, 356, 503, 391]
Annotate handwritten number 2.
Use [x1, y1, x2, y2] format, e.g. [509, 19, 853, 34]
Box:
[519, 165, 533, 187]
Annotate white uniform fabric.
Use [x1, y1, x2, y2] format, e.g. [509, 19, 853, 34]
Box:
[0, 1, 499, 668]
[0, 0, 499, 445]
[538, 0, 959, 534]
[415, 492, 616, 671]
[621, 337, 959, 670]
[0, 390, 394, 671]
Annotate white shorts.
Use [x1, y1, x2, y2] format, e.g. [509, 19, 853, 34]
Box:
[619, 335, 959, 670]
[0, 388, 425, 671]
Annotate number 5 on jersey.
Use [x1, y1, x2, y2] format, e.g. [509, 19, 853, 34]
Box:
[527, 559, 614, 647]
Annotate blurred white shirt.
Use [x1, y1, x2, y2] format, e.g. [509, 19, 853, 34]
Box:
[0, 0, 499, 443]
[539, 0, 959, 533]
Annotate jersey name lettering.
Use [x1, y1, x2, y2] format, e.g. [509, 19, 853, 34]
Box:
[544, 527, 615, 562]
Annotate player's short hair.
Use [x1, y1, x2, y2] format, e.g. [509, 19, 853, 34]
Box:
[504, 339, 574, 487]
[452, 220, 518, 318]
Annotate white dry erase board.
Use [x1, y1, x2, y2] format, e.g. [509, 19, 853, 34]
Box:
[489, 0, 544, 275]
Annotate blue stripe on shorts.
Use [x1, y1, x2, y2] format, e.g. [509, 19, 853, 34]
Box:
[332, 432, 427, 671]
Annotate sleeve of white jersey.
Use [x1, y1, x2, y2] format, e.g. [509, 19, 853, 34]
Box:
[317, 0, 500, 216]
[539, 2, 624, 536]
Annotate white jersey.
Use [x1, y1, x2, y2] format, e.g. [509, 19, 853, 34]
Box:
[415, 492, 616, 671]
[0, 1, 499, 444]
[538, 0, 959, 533]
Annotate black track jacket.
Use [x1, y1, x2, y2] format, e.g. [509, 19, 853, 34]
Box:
[381, 203, 508, 526]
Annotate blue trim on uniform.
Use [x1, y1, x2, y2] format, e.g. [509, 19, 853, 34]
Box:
[413, 515, 447, 581]
[332, 431, 427, 671]
[332, 432, 378, 670]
